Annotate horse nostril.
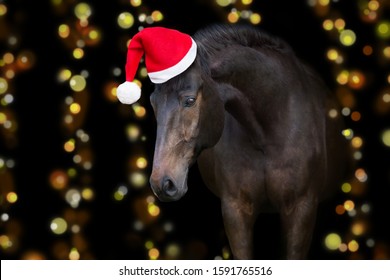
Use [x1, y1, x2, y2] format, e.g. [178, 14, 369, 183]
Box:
[162, 178, 178, 197]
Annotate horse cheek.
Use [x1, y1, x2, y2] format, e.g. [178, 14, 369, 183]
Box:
[182, 106, 201, 143]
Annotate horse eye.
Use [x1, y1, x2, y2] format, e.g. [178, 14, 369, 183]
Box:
[184, 97, 196, 107]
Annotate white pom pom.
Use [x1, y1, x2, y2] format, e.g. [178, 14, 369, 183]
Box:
[116, 81, 141, 104]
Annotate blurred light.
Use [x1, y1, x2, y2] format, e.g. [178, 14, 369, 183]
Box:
[228, 10, 240, 23]
[363, 45, 373, 56]
[0, 77, 8, 94]
[148, 203, 160, 216]
[3, 93, 14, 105]
[134, 220, 144, 231]
[68, 168, 77, 177]
[341, 182, 352, 193]
[7, 159, 15, 168]
[117, 12, 134, 29]
[335, 204, 345, 215]
[148, 248, 160, 260]
[327, 48, 340, 61]
[342, 128, 354, 139]
[341, 107, 351, 116]
[151, 10, 163, 22]
[50, 217, 68, 235]
[348, 240, 359, 252]
[16, 51, 35, 70]
[88, 29, 100, 41]
[64, 139, 76, 152]
[132, 104, 146, 118]
[69, 247, 80, 260]
[354, 151, 362, 160]
[348, 71, 365, 89]
[77, 129, 90, 142]
[0, 235, 12, 250]
[71, 225, 80, 233]
[337, 70, 349, 85]
[114, 185, 128, 201]
[384, 47, 390, 59]
[222, 247, 231, 259]
[325, 233, 342, 250]
[145, 240, 154, 249]
[136, 157, 147, 169]
[351, 111, 361, 121]
[376, 21, 390, 39]
[3, 53, 14, 64]
[250, 13, 261, 25]
[69, 103, 81, 114]
[340, 29, 356, 46]
[328, 108, 338, 118]
[74, 2, 92, 20]
[58, 69, 72, 82]
[58, 24, 70, 38]
[355, 168, 367, 182]
[166, 243, 181, 258]
[113, 191, 124, 201]
[1, 213, 9, 222]
[366, 239, 375, 248]
[319, 0, 330, 6]
[361, 203, 371, 213]
[0, 112, 7, 124]
[216, 0, 232, 7]
[323, 19, 334, 31]
[130, 172, 147, 188]
[73, 48, 84, 59]
[351, 136, 363, 148]
[344, 200, 355, 211]
[81, 188, 94, 200]
[163, 222, 174, 232]
[0, 4, 7, 16]
[131, 0, 142, 7]
[6, 192, 18, 203]
[65, 189, 81, 208]
[368, 0, 380, 11]
[146, 195, 155, 204]
[242, 0, 253, 4]
[126, 124, 141, 142]
[334, 18, 346, 30]
[381, 129, 390, 147]
[352, 222, 365, 236]
[49, 169, 69, 190]
[338, 243, 348, 252]
[69, 75, 86, 92]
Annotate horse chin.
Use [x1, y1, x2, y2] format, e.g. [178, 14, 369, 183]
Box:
[157, 185, 188, 202]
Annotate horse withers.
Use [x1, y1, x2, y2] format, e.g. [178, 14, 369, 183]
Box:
[147, 24, 350, 259]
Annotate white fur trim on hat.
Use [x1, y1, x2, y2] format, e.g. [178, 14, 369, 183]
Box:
[117, 81, 141, 104]
[148, 38, 197, 84]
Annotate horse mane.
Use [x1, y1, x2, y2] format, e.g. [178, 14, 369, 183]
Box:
[193, 24, 293, 58]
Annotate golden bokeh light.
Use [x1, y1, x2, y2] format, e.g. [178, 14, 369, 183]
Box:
[117, 12, 134, 29]
[325, 233, 342, 250]
[69, 75, 86, 92]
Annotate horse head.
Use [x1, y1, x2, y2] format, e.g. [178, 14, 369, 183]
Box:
[149, 61, 224, 201]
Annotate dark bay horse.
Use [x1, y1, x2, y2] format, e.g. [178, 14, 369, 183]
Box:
[148, 24, 350, 259]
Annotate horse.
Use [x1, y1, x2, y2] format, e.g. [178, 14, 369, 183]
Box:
[147, 24, 350, 259]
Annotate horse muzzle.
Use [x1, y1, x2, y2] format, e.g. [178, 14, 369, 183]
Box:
[149, 175, 188, 202]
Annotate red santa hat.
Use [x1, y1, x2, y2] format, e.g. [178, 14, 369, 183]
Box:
[117, 27, 197, 104]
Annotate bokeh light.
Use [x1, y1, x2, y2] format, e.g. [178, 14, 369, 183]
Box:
[340, 29, 356, 46]
[325, 233, 342, 250]
[50, 218, 68, 235]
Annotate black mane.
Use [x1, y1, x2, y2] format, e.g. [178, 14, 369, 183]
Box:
[193, 24, 293, 58]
